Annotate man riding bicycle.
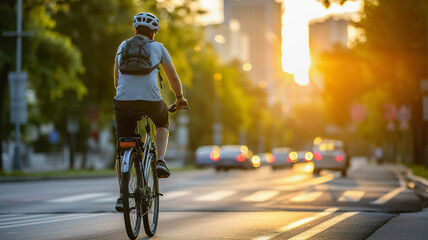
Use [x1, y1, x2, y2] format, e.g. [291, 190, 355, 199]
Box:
[113, 12, 188, 211]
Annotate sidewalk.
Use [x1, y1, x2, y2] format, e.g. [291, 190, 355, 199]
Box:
[368, 208, 428, 240]
[367, 164, 428, 240]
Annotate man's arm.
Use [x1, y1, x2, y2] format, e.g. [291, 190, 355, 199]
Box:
[114, 58, 119, 89]
[162, 61, 188, 108]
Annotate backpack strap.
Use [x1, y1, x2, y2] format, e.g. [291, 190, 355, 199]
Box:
[157, 67, 163, 89]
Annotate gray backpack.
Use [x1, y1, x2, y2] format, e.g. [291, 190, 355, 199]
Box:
[118, 35, 159, 75]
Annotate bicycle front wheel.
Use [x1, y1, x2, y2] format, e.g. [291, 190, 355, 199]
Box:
[143, 158, 159, 237]
[122, 151, 142, 240]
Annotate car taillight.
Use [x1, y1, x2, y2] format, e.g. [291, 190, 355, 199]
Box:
[237, 154, 246, 162]
[314, 151, 322, 160]
[210, 151, 220, 161]
[265, 153, 275, 163]
[336, 155, 344, 162]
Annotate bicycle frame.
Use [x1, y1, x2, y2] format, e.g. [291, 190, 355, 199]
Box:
[120, 116, 155, 192]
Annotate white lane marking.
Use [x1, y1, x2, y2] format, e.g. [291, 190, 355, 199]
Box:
[280, 207, 339, 231]
[288, 211, 359, 240]
[252, 208, 339, 240]
[274, 173, 336, 191]
[0, 213, 108, 229]
[161, 191, 191, 201]
[241, 191, 279, 202]
[195, 190, 236, 201]
[93, 196, 118, 203]
[370, 187, 406, 205]
[274, 174, 311, 185]
[0, 214, 46, 222]
[47, 193, 110, 203]
[289, 191, 323, 202]
[338, 191, 365, 202]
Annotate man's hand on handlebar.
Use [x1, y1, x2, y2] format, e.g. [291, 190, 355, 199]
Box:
[168, 100, 190, 113]
[175, 96, 188, 110]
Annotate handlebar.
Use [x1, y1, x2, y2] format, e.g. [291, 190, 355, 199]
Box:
[168, 103, 190, 113]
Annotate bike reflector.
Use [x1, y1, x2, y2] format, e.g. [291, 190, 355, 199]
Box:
[120, 142, 136, 148]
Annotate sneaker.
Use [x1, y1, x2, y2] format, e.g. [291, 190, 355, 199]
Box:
[156, 159, 171, 178]
[115, 197, 123, 212]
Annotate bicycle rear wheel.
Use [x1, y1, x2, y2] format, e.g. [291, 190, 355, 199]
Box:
[122, 151, 142, 240]
[143, 158, 159, 237]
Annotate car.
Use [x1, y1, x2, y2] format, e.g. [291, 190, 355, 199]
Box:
[216, 145, 253, 170]
[270, 147, 292, 170]
[195, 145, 221, 167]
[312, 137, 349, 177]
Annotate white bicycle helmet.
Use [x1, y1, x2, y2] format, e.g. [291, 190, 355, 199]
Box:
[133, 12, 159, 33]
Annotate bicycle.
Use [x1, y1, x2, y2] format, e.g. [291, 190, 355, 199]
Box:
[118, 103, 188, 239]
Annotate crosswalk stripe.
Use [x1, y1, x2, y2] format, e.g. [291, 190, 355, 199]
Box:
[241, 191, 279, 202]
[0, 214, 87, 228]
[0, 214, 108, 229]
[195, 190, 236, 201]
[0, 214, 46, 223]
[289, 191, 323, 202]
[47, 193, 110, 203]
[161, 191, 191, 201]
[338, 191, 365, 202]
[288, 211, 359, 240]
[370, 187, 406, 205]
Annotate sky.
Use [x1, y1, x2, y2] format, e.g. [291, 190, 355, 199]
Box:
[197, 0, 362, 86]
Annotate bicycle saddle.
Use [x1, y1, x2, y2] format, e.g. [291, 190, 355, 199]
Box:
[128, 110, 148, 121]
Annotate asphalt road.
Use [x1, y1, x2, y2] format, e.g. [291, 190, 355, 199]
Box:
[0, 158, 425, 239]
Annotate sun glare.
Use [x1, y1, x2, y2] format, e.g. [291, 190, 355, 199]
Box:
[281, 0, 361, 86]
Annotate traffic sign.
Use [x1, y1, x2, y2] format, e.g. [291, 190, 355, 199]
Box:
[8, 71, 27, 124]
[397, 105, 411, 122]
[384, 104, 396, 121]
[350, 104, 366, 122]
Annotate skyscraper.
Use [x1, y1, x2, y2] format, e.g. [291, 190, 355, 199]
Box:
[223, 0, 283, 101]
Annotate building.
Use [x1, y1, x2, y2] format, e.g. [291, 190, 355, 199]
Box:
[206, 0, 284, 103]
[308, 17, 349, 92]
[309, 17, 348, 56]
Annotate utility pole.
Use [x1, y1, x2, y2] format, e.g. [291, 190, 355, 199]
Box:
[2, 0, 33, 170]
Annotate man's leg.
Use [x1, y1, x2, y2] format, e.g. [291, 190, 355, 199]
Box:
[155, 127, 171, 178]
[155, 127, 169, 160]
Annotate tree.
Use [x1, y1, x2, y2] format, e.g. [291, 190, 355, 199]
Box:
[0, 0, 86, 170]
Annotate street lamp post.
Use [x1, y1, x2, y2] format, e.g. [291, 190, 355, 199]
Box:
[2, 0, 33, 170]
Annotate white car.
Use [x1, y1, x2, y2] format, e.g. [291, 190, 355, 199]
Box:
[195, 145, 221, 167]
[312, 138, 349, 177]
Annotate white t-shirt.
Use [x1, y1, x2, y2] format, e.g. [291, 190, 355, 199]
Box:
[114, 37, 172, 101]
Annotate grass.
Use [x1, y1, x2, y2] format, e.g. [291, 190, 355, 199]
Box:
[404, 163, 428, 180]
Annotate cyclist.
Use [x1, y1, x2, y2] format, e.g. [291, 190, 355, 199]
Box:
[113, 12, 188, 211]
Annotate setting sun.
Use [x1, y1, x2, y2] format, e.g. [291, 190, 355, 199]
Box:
[282, 0, 361, 86]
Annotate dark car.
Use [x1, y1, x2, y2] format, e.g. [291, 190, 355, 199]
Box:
[216, 145, 253, 170]
[271, 147, 293, 170]
[312, 138, 349, 177]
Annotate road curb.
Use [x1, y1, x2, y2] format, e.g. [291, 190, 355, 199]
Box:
[394, 165, 428, 206]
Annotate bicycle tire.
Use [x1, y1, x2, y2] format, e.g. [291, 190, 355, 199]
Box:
[122, 151, 142, 240]
[143, 157, 159, 237]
